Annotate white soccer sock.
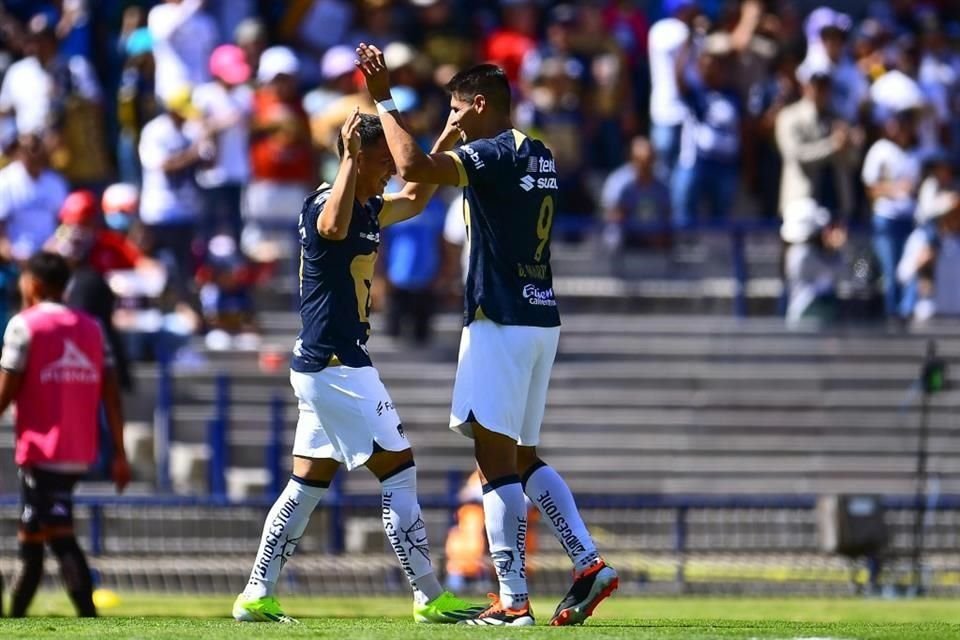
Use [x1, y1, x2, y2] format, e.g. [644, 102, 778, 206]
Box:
[523, 463, 600, 573]
[380, 464, 443, 604]
[243, 476, 326, 598]
[482, 475, 529, 609]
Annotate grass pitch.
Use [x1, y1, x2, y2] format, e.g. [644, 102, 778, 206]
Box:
[5, 593, 960, 639]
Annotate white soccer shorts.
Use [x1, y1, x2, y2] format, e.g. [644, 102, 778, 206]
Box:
[449, 319, 560, 446]
[290, 366, 409, 470]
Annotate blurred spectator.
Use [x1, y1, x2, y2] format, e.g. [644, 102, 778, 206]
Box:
[193, 44, 253, 243]
[307, 45, 375, 168]
[148, 0, 219, 101]
[898, 153, 960, 320]
[276, 0, 353, 85]
[0, 14, 110, 187]
[382, 180, 447, 346]
[0, 14, 99, 136]
[138, 86, 209, 280]
[244, 46, 314, 259]
[781, 198, 846, 327]
[116, 27, 159, 184]
[196, 233, 260, 351]
[47, 222, 133, 391]
[0, 134, 67, 262]
[600, 136, 670, 258]
[349, 0, 402, 50]
[862, 108, 922, 318]
[234, 17, 268, 79]
[871, 36, 948, 154]
[648, 0, 699, 182]
[803, 7, 869, 124]
[409, 0, 473, 69]
[484, 0, 539, 85]
[776, 58, 861, 218]
[516, 57, 594, 217]
[672, 33, 743, 228]
[520, 5, 586, 88]
[53, 189, 149, 276]
[749, 47, 802, 217]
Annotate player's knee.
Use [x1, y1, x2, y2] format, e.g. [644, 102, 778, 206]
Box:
[367, 447, 415, 482]
[517, 446, 540, 473]
[292, 455, 340, 485]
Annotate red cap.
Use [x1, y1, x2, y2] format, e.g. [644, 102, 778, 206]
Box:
[59, 190, 99, 226]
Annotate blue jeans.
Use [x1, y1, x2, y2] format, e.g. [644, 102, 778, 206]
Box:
[671, 158, 739, 229]
[651, 123, 682, 184]
[872, 215, 915, 317]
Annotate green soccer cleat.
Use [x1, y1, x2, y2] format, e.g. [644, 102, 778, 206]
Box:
[232, 594, 299, 623]
[414, 591, 487, 624]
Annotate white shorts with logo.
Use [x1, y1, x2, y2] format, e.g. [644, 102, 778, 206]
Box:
[290, 366, 408, 470]
[449, 319, 560, 446]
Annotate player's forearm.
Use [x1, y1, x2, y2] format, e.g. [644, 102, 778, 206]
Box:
[0, 369, 21, 417]
[321, 156, 359, 240]
[102, 369, 127, 457]
[379, 110, 436, 183]
[398, 127, 462, 208]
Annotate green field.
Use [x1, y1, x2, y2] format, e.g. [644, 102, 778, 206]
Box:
[4, 594, 960, 639]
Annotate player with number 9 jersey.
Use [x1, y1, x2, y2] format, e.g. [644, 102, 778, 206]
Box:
[443, 130, 561, 329]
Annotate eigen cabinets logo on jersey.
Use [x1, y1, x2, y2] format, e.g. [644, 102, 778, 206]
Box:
[40, 339, 99, 384]
[522, 284, 557, 307]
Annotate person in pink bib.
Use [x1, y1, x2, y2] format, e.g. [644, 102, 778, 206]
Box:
[0, 252, 130, 618]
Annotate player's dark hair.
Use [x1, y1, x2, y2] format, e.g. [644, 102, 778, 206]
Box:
[336, 113, 385, 159]
[24, 251, 72, 295]
[445, 64, 511, 113]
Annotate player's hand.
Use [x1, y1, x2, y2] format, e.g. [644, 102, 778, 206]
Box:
[112, 454, 131, 494]
[355, 43, 391, 102]
[441, 106, 466, 144]
[341, 106, 362, 158]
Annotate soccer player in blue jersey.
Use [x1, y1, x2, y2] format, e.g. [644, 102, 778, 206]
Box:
[356, 44, 619, 626]
[233, 108, 481, 624]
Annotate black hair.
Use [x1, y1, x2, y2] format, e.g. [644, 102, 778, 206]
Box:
[444, 63, 511, 113]
[24, 251, 72, 295]
[336, 113, 385, 159]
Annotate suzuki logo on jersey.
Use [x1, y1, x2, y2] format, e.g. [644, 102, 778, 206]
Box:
[537, 177, 558, 189]
[461, 145, 485, 170]
[522, 284, 558, 306]
[40, 339, 99, 384]
[519, 175, 535, 192]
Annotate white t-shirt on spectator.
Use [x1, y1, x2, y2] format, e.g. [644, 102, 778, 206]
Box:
[0, 161, 67, 260]
[149, 0, 219, 100]
[861, 138, 920, 220]
[192, 82, 252, 188]
[138, 114, 202, 225]
[648, 17, 690, 128]
[0, 55, 100, 134]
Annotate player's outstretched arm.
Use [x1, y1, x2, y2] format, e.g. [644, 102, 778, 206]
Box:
[381, 110, 463, 228]
[356, 43, 463, 187]
[320, 107, 363, 241]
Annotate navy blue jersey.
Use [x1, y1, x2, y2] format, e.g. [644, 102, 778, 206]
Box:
[291, 185, 383, 372]
[446, 129, 561, 328]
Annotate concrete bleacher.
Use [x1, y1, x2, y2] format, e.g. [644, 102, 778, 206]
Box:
[131, 310, 960, 500]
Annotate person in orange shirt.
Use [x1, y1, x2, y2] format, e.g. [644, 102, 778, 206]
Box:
[244, 46, 315, 258]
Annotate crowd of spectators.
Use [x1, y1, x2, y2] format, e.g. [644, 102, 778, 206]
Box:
[0, 0, 956, 354]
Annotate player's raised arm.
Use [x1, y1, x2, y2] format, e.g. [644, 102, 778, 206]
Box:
[319, 107, 363, 240]
[356, 43, 464, 187]
[381, 110, 463, 228]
